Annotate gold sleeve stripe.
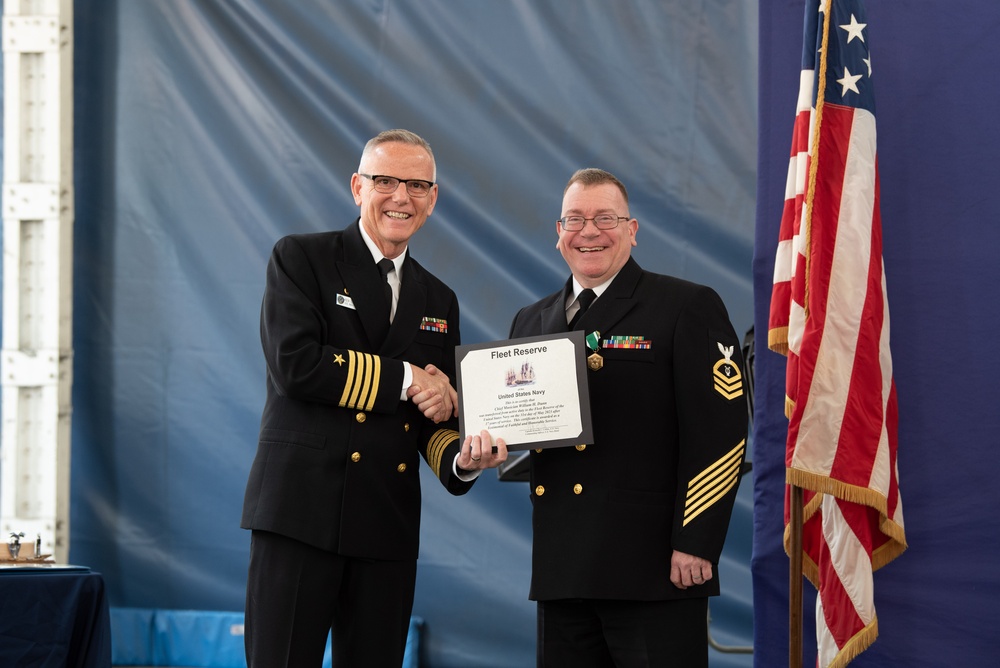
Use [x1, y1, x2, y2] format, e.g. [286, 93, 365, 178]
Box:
[684, 464, 740, 527]
[342, 350, 365, 409]
[360, 352, 380, 411]
[684, 441, 744, 520]
[338, 350, 381, 411]
[426, 429, 458, 477]
[683, 439, 746, 527]
[340, 350, 360, 407]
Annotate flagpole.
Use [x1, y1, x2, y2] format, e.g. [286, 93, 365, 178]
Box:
[789, 484, 803, 668]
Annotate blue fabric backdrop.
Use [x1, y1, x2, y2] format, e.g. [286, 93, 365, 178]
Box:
[753, 1, 1000, 665]
[60, 1, 756, 667]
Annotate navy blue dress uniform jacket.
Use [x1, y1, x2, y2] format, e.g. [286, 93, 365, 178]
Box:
[509, 257, 747, 601]
[241, 220, 474, 562]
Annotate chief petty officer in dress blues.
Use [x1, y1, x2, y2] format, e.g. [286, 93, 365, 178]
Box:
[506, 168, 748, 667]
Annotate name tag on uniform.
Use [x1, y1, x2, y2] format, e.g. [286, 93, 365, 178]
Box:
[337, 294, 356, 310]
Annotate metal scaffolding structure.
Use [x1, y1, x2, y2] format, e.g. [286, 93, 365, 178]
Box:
[0, 0, 74, 563]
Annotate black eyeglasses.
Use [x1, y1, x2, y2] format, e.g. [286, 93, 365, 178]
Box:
[359, 173, 435, 198]
[558, 215, 630, 231]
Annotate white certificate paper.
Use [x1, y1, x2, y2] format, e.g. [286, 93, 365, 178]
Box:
[456, 331, 593, 451]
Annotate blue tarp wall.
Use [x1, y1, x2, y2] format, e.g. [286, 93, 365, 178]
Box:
[59, 2, 756, 667]
[753, 1, 1000, 666]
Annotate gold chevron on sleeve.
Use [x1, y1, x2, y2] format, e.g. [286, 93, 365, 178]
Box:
[683, 439, 746, 526]
[337, 350, 381, 411]
[713, 359, 744, 400]
[426, 429, 459, 477]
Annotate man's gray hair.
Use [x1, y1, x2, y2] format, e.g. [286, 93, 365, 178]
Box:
[360, 129, 436, 181]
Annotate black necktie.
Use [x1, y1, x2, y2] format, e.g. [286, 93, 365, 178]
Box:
[377, 258, 394, 320]
[568, 288, 596, 330]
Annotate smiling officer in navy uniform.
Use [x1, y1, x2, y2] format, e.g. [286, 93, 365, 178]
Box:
[507, 168, 747, 667]
[241, 129, 506, 667]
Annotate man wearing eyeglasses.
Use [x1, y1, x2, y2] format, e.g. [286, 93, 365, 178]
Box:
[507, 168, 747, 667]
[241, 129, 506, 667]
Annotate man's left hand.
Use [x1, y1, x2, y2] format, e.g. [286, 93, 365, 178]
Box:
[670, 550, 713, 589]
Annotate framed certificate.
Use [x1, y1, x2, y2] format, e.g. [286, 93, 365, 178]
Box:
[456, 331, 593, 451]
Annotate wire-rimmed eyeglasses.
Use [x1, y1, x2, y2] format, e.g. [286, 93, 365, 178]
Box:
[558, 215, 630, 231]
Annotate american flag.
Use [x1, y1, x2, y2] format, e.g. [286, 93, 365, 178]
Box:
[768, 1, 907, 665]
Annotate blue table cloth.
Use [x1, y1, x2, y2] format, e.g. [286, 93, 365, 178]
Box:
[0, 566, 112, 667]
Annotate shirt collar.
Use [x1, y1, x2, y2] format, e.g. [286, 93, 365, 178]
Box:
[569, 273, 617, 307]
[358, 222, 406, 277]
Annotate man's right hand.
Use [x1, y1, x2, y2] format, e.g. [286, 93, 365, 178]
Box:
[407, 364, 458, 423]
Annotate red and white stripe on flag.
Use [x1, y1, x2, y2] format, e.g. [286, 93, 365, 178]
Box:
[768, 1, 906, 666]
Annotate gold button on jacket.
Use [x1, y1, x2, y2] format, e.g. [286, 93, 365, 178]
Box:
[350, 452, 361, 463]
[355, 412, 366, 423]
[535, 485, 545, 496]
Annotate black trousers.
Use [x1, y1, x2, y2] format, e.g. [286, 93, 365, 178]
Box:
[245, 530, 417, 668]
[537, 597, 708, 668]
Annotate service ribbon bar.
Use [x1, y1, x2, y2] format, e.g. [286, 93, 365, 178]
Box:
[420, 317, 448, 333]
[602, 335, 651, 349]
